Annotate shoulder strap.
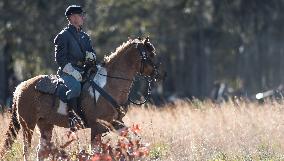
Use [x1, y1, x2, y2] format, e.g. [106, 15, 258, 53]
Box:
[66, 29, 85, 54]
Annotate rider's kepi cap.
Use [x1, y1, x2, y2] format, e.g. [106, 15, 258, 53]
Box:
[65, 5, 84, 16]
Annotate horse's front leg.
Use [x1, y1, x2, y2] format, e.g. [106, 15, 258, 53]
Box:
[91, 133, 102, 148]
[90, 123, 109, 149]
[91, 128, 104, 148]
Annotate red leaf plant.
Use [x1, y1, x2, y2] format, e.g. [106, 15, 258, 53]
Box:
[47, 124, 150, 161]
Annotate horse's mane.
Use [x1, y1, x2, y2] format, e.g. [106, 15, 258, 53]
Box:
[103, 38, 143, 64]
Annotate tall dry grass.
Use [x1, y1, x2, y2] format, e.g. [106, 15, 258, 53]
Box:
[1, 99, 284, 160]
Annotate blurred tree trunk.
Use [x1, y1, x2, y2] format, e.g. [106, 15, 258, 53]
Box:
[0, 43, 5, 105]
[196, 1, 210, 98]
[177, 32, 185, 95]
[0, 40, 13, 106]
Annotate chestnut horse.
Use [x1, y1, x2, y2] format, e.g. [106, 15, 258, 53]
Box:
[0, 37, 161, 160]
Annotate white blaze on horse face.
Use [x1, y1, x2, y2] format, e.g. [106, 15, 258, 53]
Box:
[88, 65, 107, 102]
[57, 101, 67, 115]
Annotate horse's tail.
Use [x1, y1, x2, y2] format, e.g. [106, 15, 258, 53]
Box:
[0, 95, 21, 158]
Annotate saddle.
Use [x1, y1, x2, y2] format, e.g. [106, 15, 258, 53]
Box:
[35, 75, 62, 94]
[35, 75, 88, 129]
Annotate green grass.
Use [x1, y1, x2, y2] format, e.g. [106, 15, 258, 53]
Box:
[149, 142, 169, 160]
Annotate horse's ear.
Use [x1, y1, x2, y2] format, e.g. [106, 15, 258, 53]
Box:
[144, 36, 150, 44]
[146, 36, 150, 41]
[144, 37, 155, 52]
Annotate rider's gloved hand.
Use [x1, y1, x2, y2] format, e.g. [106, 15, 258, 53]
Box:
[63, 63, 82, 81]
[85, 51, 96, 61]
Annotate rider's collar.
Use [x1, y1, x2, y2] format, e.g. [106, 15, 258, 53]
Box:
[68, 24, 82, 33]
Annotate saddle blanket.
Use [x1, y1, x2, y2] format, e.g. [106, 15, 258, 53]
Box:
[35, 75, 62, 94]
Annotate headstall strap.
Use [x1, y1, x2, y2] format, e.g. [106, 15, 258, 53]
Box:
[135, 43, 148, 74]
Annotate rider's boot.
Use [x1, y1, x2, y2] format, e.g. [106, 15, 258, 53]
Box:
[67, 98, 84, 132]
[56, 86, 85, 132]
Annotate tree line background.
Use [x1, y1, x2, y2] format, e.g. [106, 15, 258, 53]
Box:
[1, 0, 284, 106]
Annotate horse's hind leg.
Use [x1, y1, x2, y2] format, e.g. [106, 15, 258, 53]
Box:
[36, 119, 54, 161]
[20, 117, 36, 161]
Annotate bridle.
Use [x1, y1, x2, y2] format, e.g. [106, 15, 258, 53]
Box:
[135, 42, 160, 80]
[128, 42, 159, 105]
[95, 41, 160, 106]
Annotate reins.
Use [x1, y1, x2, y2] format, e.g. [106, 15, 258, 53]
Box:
[128, 75, 153, 105]
[97, 73, 132, 82]
[94, 72, 153, 106]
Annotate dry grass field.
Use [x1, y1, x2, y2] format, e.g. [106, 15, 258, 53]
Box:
[1, 99, 284, 160]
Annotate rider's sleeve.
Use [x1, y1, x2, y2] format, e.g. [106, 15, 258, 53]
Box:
[54, 33, 68, 67]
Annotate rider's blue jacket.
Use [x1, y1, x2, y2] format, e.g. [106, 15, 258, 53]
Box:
[54, 24, 96, 72]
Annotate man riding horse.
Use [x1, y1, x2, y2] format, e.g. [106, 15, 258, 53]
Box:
[1, 30, 163, 161]
[54, 5, 96, 132]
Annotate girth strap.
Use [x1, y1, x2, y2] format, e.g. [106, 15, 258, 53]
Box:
[89, 80, 121, 109]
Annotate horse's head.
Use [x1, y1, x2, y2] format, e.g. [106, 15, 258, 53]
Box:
[131, 37, 164, 82]
[102, 37, 164, 82]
